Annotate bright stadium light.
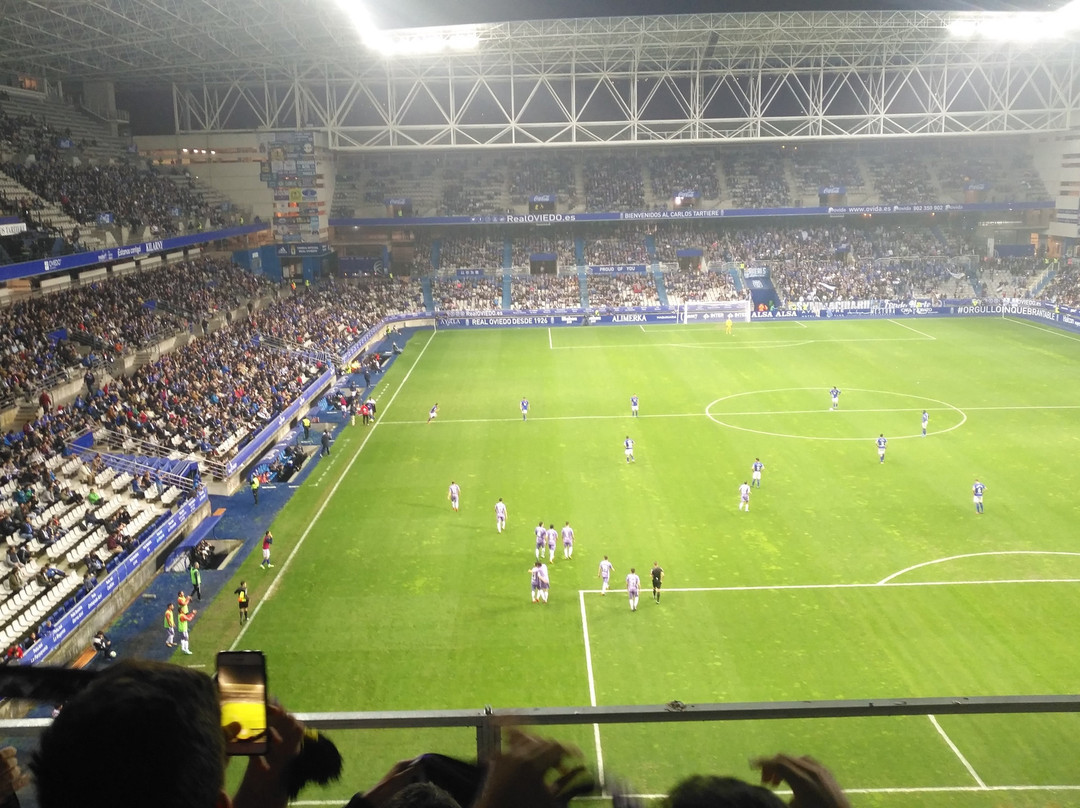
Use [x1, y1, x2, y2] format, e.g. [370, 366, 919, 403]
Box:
[947, 1, 1080, 41]
[332, 0, 480, 56]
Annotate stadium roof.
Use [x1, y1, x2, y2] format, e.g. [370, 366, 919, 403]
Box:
[0, 0, 1075, 87]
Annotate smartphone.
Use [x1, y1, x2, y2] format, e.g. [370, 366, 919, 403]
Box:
[216, 650, 269, 756]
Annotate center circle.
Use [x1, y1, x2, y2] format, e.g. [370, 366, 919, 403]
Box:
[704, 387, 967, 441]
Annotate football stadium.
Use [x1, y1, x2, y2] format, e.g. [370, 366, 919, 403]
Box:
[0, 1, 1078, 806]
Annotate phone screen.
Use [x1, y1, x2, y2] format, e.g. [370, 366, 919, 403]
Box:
[216, 650, 269, 756]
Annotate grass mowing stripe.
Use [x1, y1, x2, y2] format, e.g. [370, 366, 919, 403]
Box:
[229, 329, 437, 650]
[928, 715, 986, 788]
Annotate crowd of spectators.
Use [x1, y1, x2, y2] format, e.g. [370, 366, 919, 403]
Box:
[510, 274, 582, 310]
[439, 234, 505, 271]
[334, 138, 1049, 217]
[789, 146, 865, 201]
[664, 268, 741, 304]
[979, 255, 1045, 299]
[584, 224, 649, 266]
[3, 160, 225, 237]
[722, 148, 791, 208]
[583, 156, 645, 211]
[647, 149, 720, 201]
[1041, 260, 1080, 306]
[586, 272, 660, 308]
[432, 277, 503, 312]
[509, 234, 576, 268]
[508, 154, 578, 209]
[0, 258, 272, 406]
[865, 147, 936, 204]
[0, 101, 78, 162]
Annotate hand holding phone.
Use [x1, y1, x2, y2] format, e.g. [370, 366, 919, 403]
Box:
[217, 650, 269, 756]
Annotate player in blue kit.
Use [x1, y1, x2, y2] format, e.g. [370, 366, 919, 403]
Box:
[520, 397, 529, 421]
[427, 403, 438, 424]
[630, 395, 639, 417]
[922, 410, 929, 436]
[751, 458, 764, 487]
[876, 434, 887, 463]
[830, 387, 840, 410]
[973, 479, 986, 513]
[624, 436, 635, 463]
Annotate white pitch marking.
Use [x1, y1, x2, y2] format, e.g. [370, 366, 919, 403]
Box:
[578, 590, 606, 789]
[549, 336, 929, 350]
[888, 318, 937, 340]
[928, 715, 987, 788]
[640, 324, 647, 333]
[1004, 316, 1080, 344]
[562, 785, 1080, 801]
[548, 327, 553, 349]
[378, 401, 1080, 428]
[877, 551, 1080, 585]
[294, 784, 1080, 805]
[578, 578, 1080, 595]
[230, 330, 437, 650]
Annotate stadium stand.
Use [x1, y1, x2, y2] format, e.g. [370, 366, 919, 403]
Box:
[332, 137, 1052, 217]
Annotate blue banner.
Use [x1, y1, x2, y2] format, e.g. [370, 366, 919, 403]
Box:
[455, 269, 486, 277]
[0, 223, 270, 282]
[21, 488, 208, 666]
[531, 252, 557, 261]
[436, 310, 682, 328]
[96, 212, 114, 226]
[331, 199, 1051, 228]
[530, 194, 557, 204]
[57, 138, 73, 149]
[386, 197, 411, 206]
[589, 264, 648, 274]
[675, 190, 700, 199]
[676, 248, 703, 258]
[819, 186, 846, 195]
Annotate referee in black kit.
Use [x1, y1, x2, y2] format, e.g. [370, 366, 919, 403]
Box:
[651, 561, 664, 604]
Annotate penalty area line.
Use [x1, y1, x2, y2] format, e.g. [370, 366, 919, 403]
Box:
[928, 714, 986, 788]
[578, 590, 606, 790]
[888, 318, 936, 340]
[1003, 316, 1080, 344]
[578, 577, 1080, 595]
[229, 330, 437, 650]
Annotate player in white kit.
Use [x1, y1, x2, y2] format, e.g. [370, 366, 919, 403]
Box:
[546, 525, 558, 563]
[495, 498, 507, 533]
[739, 481, 751, 511]
[626, 568, 641, 611]
[561, 521, 575, 560]
[598, 556, 614, 594]
[447, 481, 460, 512]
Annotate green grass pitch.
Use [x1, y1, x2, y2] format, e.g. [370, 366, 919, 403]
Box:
[199, 316, 1080, 806]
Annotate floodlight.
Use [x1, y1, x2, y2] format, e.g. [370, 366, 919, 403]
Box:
[332, 0, 480, 56]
